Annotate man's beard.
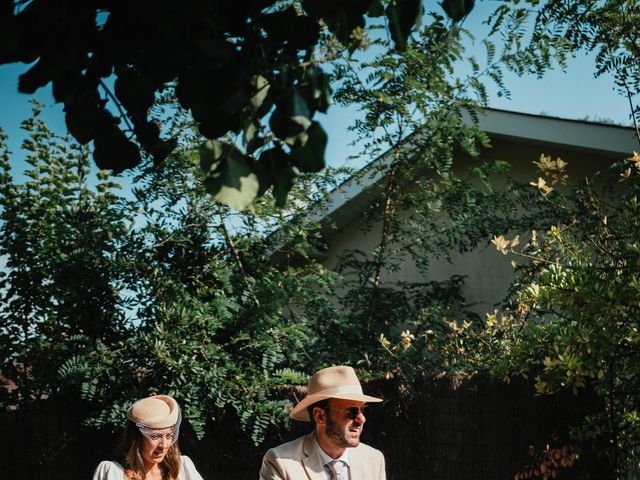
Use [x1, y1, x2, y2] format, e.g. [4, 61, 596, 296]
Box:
[325, 415, 360, 448]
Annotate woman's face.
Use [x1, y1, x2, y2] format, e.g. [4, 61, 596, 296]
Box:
[140, 427, 174, 466]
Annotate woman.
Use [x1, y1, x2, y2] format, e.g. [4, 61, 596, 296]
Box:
[93, 395, 204, 480]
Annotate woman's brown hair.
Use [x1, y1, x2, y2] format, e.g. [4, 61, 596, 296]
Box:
[119, 422, 181, 480]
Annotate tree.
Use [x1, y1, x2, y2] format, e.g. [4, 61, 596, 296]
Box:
[0, 103, 354, 451]
[473, 151, 640, 479]
[0, 0, 434, 208]
[318, 2, 554, 379]
[4, 2, 639, 477]
[324, 3, 640, 477]
[0, 102, 131, 409]
[0, 2, 518, 449]
[490, 0, 640, 133]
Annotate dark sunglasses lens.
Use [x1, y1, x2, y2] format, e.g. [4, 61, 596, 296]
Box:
[345, 406, 367, 419]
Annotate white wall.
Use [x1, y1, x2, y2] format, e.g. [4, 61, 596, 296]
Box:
[318, 132, 624, 316]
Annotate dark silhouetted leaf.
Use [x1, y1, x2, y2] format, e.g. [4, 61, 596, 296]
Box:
[302, 0, 368, 47]
[269, 87, 312, 141]
[290, 121, 327, 172]
[249, 75, 270, 111]
[198, 112, 241, 139]
[0, 24, 19, 63]
[261, 6, 320, 49]
[18, 58, 53, 94]
[272, 163, 297, 206]
[386, 0, 423, 51]
[52, 71, 82, 103]
[93, 127, 141, 173]
[256, 146, 298, 204]
[133, 119, 175, 165]
[440, 0, 475, 22]
[303, 65, 332, 113]
[114, 69, 156, 118]
[64, 100, 103, 145]
[200, 140, 260, 210]
[368, 0, 385, 17]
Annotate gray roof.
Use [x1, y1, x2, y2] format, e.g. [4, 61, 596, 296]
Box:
[313, 108, 637, 236]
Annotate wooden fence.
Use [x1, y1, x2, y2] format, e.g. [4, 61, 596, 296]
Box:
[1, 373, 609, 479]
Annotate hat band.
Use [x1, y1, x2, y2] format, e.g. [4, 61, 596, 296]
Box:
[310, 384, 364, 397]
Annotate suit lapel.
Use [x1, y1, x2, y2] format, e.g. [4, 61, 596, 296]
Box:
[347, 447, 364, 480]
[301, 433, 326, 480]
[301, 435, 367, 480]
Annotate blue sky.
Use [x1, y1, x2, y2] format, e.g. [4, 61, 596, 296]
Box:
[319, 1, 632, 169]
[0, 2, 632, 179]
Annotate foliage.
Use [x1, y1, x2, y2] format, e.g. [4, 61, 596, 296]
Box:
[0, 6, 538, 450]
[328, 3, 640, 476]
[514, 433, 579, 480]
[0, 4, 524, 454]
[4, 3, 640, 479]
[490, 0, 640, 131]
[478, 153, 640, 478]
[327, 11, 561, 383]
[0, 104, 349, 446]
[370, 150, 640, 476]
[0, 0, 435, 208]
[0, 102, 131, 407]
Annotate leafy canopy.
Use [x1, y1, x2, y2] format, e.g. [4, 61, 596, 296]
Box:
[0, 0, 442, 208]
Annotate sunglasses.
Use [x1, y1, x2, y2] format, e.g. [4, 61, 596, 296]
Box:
[343, 405, 368, 419]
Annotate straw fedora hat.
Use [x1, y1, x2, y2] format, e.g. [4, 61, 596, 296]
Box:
[127, 395, 180, 428]
[290, 366, 382, 421]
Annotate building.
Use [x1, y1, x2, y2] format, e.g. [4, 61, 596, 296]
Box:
[304, 109, 638, 314]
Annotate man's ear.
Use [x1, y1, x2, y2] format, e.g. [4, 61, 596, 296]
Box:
[312, 406, 326, 425]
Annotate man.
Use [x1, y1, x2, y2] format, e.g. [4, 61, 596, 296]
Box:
[259, 365, 386, 480]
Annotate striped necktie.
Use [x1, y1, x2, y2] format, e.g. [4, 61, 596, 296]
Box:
[327, 460, 347, 480]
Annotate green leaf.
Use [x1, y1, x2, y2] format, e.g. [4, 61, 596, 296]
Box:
[303, 65, 332, 113]
[440, 0, 475, 23]
[269, 87, 312, 141]
[272, 166, 297, 207]
[242, 121, 259, 149]
[256, 147, 283, 194]
[199, 139, 225, 174]
[249, 75, 270, 111]
[386, 0, 423, 51]
[255, 146, 298, 205]
[368, 0, 385, 17]
[93, 125, 141, 173]
[200, 140, 260, 210]
[290, 121, 327, 173]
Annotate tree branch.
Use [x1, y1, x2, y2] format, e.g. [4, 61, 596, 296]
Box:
[220, 214, 260, 308]
[99, 79, 135, 134]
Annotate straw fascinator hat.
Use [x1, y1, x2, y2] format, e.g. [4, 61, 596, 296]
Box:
[290, 366, 382, 421]
[128, 395, 180, 429]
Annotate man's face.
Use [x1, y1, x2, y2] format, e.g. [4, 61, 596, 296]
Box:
[323, 399, 367, 449]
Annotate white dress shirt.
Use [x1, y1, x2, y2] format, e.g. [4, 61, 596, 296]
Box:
[316, 439, 351, 480]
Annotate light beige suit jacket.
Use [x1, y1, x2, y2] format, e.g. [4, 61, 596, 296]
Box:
[259, 433, 386, 480]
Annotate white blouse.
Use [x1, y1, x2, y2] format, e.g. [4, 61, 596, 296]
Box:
[92, 455, 204, 480]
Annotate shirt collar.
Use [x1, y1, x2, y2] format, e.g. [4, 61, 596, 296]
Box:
[315, 437, 350, 467]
